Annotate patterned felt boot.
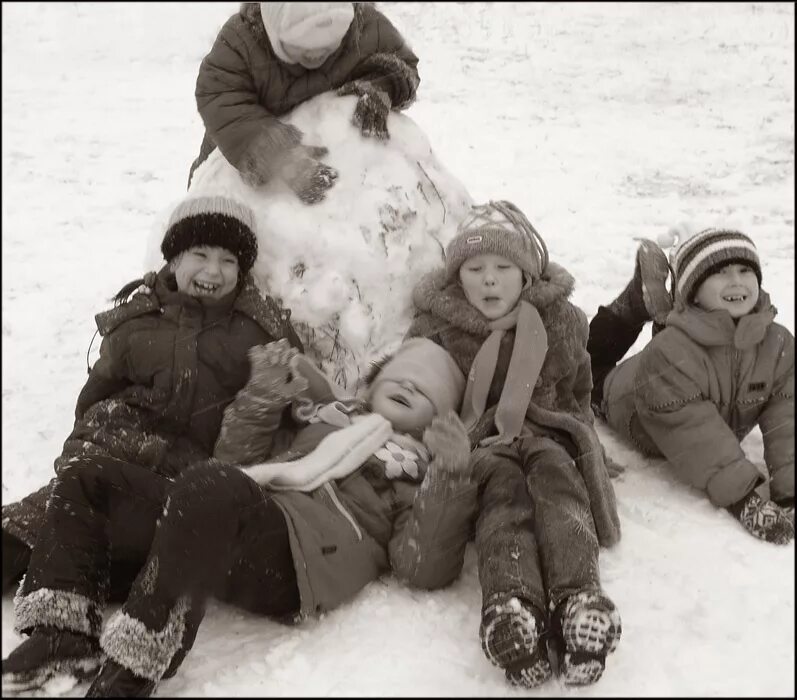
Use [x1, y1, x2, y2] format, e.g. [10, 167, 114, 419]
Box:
[1, 626, 101, 694]
[552, 590, 622, 686]
[608, 238, 673, 327]
[480, 594, 553, 688]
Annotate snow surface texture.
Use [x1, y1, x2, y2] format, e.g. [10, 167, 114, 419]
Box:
[160, 91, 472, 393]
[2, 2, 794, 697]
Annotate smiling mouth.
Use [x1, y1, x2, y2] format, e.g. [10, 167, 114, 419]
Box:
[193, 280, 221, 295]
[722, 294, 747, 302]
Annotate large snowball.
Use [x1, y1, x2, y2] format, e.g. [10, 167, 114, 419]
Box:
[146, 93, 472, 394]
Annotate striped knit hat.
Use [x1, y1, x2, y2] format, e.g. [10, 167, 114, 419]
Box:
[161, 196, 258, 274]
[444, 200, 549, 286]
[668, 227, 761, 304]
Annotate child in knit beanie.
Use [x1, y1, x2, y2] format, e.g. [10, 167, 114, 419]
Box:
[1, 196, 303, 694]
[589, 225, 794, 546]
[72, 337, 474, 696]
[188, 2, 420, 202]
[407, 200, 622, 689]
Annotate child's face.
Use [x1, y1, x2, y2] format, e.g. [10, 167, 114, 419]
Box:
[172, 245, 240, 300]
[459, 254, 524, 320]
[693, 263, 760, 318]
[369, 378, 436, 434]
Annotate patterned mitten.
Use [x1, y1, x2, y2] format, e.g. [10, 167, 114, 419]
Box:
[729, 492, 794, 545]
[244, 339, 309, 404]
[338, 80, 391, 140]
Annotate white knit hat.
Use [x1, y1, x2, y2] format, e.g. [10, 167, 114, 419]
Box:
[260, 2, 354, 65]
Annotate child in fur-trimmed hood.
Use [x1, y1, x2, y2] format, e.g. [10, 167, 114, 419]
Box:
[589, 224, 794, 545]
[407, 200, 622, 689]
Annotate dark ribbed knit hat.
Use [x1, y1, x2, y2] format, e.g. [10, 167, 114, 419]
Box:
[444, 200, 549, 285]
[668, 227, 762, 304]
[161, 196, 258, 274]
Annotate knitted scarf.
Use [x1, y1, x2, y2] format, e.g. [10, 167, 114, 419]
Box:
[460, 300, 548, 445]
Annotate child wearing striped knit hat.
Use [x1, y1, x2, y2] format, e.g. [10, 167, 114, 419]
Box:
[588, 225, 794, 545]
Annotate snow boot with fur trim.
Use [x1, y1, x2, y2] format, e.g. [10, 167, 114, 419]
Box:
[85, 660, 156, 698]
[479, 594, 553, 688]
[1, 626, 101, 694]
[551, 589, 622, 686]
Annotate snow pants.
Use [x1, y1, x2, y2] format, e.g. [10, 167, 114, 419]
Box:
[13, 455, 299, 684]
[472, 435, 601, 614]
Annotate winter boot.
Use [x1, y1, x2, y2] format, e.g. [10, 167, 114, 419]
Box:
[479, 594, 553, 688]
[85, 660, 156, 698]
[1, 626, 101, 694]
[607, 238, 672, 327]
[551, 590, 622, 686]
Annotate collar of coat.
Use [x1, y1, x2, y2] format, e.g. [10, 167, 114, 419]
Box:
[239, 2, 369, 73]
[412, 260, 576, 334]
[666, 290, 777, 350]
[94, 265, 301, 350]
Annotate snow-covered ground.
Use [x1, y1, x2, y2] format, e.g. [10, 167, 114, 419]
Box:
[2, 2, 794, 696]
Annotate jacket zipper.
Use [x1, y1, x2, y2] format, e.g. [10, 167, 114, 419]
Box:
[322, 482, 363, 541]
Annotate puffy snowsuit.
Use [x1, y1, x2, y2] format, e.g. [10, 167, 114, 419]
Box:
[600, 291, 794, 507]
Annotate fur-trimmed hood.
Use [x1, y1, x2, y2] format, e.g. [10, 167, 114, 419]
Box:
[412, 261, 576, 337]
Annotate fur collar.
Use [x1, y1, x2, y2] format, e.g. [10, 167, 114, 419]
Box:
[412, 261, 576, 336]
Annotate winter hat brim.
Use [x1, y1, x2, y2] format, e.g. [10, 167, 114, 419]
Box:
[670, 228, 761, 304]
[445, 200, 549, 286]
[161, 196, 258, 274]
[260, 2, 353, 63]
[368, 338, 465, 416]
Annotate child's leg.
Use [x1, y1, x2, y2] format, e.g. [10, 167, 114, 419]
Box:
[88, 462, 300, 696]
[471, 447, 552, 688]
[3, 456, 171, 692]
[522, 438, 621, 685]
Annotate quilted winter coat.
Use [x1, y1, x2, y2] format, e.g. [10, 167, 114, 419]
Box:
[602, 291, 794, 507]
[2, 266, 298, 547]
[188, 2, 420, 184]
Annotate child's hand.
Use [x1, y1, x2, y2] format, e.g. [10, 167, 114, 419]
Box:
[423, 411, 471, 477]
[729, 491, 794, 545]
[338, 80, 391, 140]
[281, 145, 339, 205]
[245, 339, 309, 403]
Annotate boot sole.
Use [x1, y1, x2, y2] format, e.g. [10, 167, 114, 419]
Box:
[635, 238, 673, 325]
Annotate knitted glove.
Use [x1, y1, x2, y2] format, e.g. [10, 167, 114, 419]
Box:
[338, 80, 391, 140]
[244, 339, 309, 405]
[422, 411, 471, 482]
[280, 145, 339, 205]
[727, 491, 794, 545]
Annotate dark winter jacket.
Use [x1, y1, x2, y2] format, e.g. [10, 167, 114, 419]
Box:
[2, 266, 299, 547]
[603, 291, 794, 507]
[213, 394, 477, 619]
[407, 262, 621, 547]
[189, 2, 420, 185]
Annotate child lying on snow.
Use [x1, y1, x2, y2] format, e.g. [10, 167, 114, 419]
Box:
[188, 1, 420, 203]
[5, 337, 476, 697]
[588, 224, 794, 545]
[408, 200, 623, 688]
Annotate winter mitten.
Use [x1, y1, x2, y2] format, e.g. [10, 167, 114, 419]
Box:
[422, 411, 471, 480]
[480, 594, 553, 688]
[2, 626, 101, 694]
[728, 491, 794, 544]
[338, 80, 391, 140]
[280, 145, 339, 205]
[551, 589, 622, 686]
[244, 339, 310, 405]
[85, 659, 156, 698]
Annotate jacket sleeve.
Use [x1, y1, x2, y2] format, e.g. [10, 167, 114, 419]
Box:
[74, 333, 131, 420]
[569, 304, 597, 425]
[388, 467, 477, 590]
[759, 329, 794, 499]
[213, 388, 290, 466]
[347, 5, 420, 109]
[194, 18, 302, 173]
[635, 341, 763, 507]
